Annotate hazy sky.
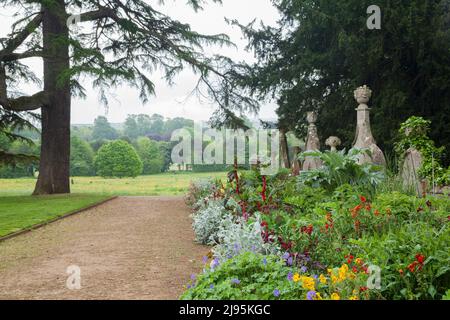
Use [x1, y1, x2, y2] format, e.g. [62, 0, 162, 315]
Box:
[0, 0, 280, 124]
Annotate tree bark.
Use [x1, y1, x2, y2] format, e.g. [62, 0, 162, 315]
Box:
[33, 0, 71, 195]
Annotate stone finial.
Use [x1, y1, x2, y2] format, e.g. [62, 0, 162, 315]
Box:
[303, 111, 323, 171]
[351, 85, 386, 166]
[354, 85, 372, 106]
[326, 136, 341, 152]
[306, 111, 318, 124]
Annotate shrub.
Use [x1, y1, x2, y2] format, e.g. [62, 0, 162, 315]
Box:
[192, 199, 233, 245]
[70, 136, 95, 176]
[395, 116, 447, 185]
[298, 149, 385, 195]
[135, 137, 164, 175]
[185, 179, 219, 208]
[94, 140, 143, 178]
[213, 215, 280, 262]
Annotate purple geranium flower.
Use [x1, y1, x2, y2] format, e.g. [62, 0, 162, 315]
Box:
[190, 274, 196, 280]
[210, 284, 214, 289]
[287, 256, 294, 266]
[307, 291, 316, 300]
[287, 272, 294, 281]
[211, 258, 220, 269]
[203, 256, 208, 264]
[300, 266, 308, 273]
[231, 278, 241, 285]
[263, 257, 267, 266]
[282, 252, 290, 260]
[273, 289, 280, 297]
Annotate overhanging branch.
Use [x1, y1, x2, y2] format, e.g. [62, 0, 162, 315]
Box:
[0, 13, 43, 61]
[0, 91, 48, 111]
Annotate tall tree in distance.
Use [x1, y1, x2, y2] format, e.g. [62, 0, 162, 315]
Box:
[0, 0, 256, 195]
[92, 116, 118, 140]
[233, 0, 450, 163]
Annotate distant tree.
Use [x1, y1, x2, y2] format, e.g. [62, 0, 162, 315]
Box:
[136, 137, 164, 175]
[148, 114, 165, 136]
[90, 139, 110, 152]
[123, 115, 140, 139]
[71, 126, 93, 141]
[159, 141, 174, 172]
[163, 117, 194, 137]
[94, 140, 142, 178]
[70, 136, 95, 176]
[92, 116, 118, 140]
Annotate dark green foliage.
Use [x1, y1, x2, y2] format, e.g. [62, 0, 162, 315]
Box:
[89, 139, 110, 152]
[135, 137, 164, 175]
[234, 0, 450, 163]
[70, 135, 95, 176]
[94, 140, 143, 178]
[92, 116, 118, 140]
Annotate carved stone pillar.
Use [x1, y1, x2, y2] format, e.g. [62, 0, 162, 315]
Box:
[303, 111, 322, 171]
[352, 85, 386, 166]
[401, 128, 426, 195]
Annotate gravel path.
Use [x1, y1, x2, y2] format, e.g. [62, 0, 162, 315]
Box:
[0, 196, 208, 300]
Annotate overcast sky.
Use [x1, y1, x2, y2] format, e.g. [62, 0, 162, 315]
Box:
[0, 0, 280, 124]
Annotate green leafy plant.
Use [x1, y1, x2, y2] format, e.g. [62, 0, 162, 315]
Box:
[297, 149, 385, 195]
[395, 116, 448, 186]
[94, 140, 143, 178]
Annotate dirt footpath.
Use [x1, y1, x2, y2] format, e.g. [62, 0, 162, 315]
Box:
[0, 197, 208, 300]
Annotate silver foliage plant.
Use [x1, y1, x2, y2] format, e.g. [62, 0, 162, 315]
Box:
[191, 199, 235, 245]
[212, 214, 280, 262]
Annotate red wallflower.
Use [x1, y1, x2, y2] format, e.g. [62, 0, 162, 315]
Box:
[301, 225, 314, 235]
[415, 254, 425, 264]
[374, 210, 381, 217]
[408, 262, 418, 273]
[360, 196, 367, 203]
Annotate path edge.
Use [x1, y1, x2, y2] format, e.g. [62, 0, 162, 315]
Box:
[0, 196, 118, 242]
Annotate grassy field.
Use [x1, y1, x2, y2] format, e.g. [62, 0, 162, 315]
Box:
[0, 194, 111, 238]
[0, 172, 226, 197]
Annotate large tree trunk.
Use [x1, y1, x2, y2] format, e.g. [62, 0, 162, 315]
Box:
[33, 0, 71, 195]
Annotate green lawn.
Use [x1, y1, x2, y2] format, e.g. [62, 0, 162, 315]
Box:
[0, 172, 226, 196]
[0, 194, 111, 238]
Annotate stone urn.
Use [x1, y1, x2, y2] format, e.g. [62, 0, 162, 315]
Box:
[325, 136, 341, 152]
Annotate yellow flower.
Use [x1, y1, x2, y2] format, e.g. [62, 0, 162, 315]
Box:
[301, 277, 316, 291]
[338, 264, 349, 281]
[315, 292, 323, 300]
[293, 273, 301, 283]
[331, 293, 341, 300]
[331, 275, 339, 284]
[319, 274, 327, 284]
[327, 268, 333, 274]
[355, 258, 362, 265]
[349, 296, 359, 300]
